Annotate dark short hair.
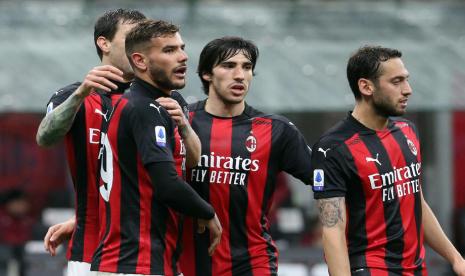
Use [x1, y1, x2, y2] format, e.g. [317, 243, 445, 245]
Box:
[125, 19, 179, 63]
[347, 46, 402, 99]
[197, 36, 259, 95]
[94, 9, 146, 60]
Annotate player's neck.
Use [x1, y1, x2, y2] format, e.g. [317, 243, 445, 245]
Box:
[137, 74, 172, 96]
[352, 103, 389, 131]
[205, 97, 245, 118]
[100, 60, 133, 83]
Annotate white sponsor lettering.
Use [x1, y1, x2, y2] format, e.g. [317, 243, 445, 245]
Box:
[89, 128, 100, 144]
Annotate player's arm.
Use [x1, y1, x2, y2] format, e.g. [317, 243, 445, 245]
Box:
[146, 162, 222, 255]
[43, 216, 75, 256]
[36, 65, 124, 147]
[421, 193, 465, 275]
[156, 97, 201, 168]
[317, 196, 351, 276]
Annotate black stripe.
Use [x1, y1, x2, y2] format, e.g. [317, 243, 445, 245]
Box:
[359, 134, 404, 273]
[91, 201, 111, 270]
[230, 116, 253, 276]
[391, 126, 423, 271]
[259, 121, 280, 275]
[340, 142, 369, 270]
[69, 105, 87, 261]
[117, 119, 140, 273]
[191, 111, 213, 276]
[150, 198, 167, 274]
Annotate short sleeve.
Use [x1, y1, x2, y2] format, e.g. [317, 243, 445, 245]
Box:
[129, 101, 175, 165]
[311, 141, 350, 199]
[278, 120, 313, 185]
[46, 82, 81, 114]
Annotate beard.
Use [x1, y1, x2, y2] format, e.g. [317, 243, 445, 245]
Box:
[372, 92, 405, 117]
[148, 60, 185, 91]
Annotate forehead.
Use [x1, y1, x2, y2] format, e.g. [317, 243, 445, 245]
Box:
[150, 32, 183, 48]
[219, 51, 251, 64]
[378, 57, 409, 79]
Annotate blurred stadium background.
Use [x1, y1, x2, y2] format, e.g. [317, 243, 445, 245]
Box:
[1, 0, 465, 275]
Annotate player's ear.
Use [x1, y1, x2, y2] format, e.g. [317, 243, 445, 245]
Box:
[97, 36, 111, 56]
[202, 73, 212, 82]
[131, 52, 147, 71]
[358, 78, 374, 97]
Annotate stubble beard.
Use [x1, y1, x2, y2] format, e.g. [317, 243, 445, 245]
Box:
[149, 62, 185, 91]
[372, 92, 405, 117]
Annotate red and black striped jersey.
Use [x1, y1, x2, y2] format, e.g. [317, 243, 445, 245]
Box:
[46, 82, 127, 263]
[311, 113, 427, 275]
[180, 100, 312, 276]
[91, 78, 185, 275]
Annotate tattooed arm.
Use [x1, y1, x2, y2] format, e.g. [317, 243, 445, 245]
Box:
[36, 65, 124, 147]
[317, 197, 351, 276]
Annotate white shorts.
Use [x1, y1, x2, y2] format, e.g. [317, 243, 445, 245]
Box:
[67, 261, 97, 276]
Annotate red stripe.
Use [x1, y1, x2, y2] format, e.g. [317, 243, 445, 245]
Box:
[163, 209, 180, 276]
[395, 122, 426, 266]
[453, 112, 465, 208]
[136, 159, 153, 274]
[210, 118, 233, 276]
[179, 110, 196, 276]
[82, 95, 103, 262]
[345, 133, 388, 272]
[246, 118, 274, 275]
[180, 217, 196, 276]
[98, 99, 127, 271]
[377, 129, 416, 269]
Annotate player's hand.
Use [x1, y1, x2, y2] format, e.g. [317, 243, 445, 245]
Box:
[156, 97, 188, 129]
[75, 65, 124, 98]
[197, 214, 222, 256]
[452, 257, 465, 276]
[43, 218, 75, 256]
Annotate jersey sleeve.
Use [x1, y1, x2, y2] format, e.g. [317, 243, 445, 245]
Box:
[45, 82, 81, 114]
[277, 119, 313, 185]
[129, 101, 175, 165]
[311, 140, 350, 199]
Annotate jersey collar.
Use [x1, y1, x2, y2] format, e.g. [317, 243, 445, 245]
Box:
[133, 77, 169, 99]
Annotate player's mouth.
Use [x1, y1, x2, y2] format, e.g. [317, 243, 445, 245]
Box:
[399, 98, 408, 108]
[230, 83, 246, 95]
[173, 66, 187, 78]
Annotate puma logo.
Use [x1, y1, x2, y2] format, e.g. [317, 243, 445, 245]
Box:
[149, 103, 162, 114]
[366, 153, 381, 166]
[318, 147, 330, 157]
[94, 108, 109, 121]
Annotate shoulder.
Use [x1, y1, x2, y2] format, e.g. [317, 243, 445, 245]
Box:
[312, 119, 356, 153]
[170, 90, 187, 106]
[187, 100, 206, 113]
[52, 82, 81, 98]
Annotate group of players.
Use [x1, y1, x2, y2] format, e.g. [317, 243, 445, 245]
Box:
[35, 8, 465, 276]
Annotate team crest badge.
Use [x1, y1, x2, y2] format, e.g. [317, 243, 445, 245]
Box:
[246, 134, 257, 153]
[313, 169, 324, 191]
[407, 139, 417, 156]
[155, 126, 166, 147]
